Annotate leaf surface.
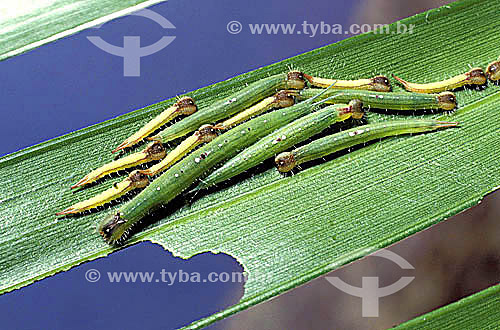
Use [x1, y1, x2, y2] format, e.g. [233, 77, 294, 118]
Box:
[0, 0, 499, 328]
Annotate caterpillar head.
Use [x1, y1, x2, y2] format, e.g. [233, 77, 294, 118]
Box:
[145, 141, 167, 160]
[437, 92, 457, 111]
[99, 212, 128, 245]
[275, 152, 296, 173]
[286, 71, 306, 89]
[486, 60, 500, 81]
[176, 96, 197, 115]
[466, 68, 487, 85]
[370, 75, 392, 92]
[196, 124, 218, 143]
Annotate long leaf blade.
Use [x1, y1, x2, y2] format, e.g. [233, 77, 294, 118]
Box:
[0, 0, 167, 60]
[394, 284, 500, 329]
[0, 0, 499, 328]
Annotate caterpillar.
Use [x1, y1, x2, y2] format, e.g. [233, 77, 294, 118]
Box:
[298, 88, 457, 111]
[56, 170, 149, 215]
[275, 120, 458, 172]
[303, 74, 392, 92]
[71, 141, 166, 189]
[392, 68, 486, 93]
[112, 97, 197, 153]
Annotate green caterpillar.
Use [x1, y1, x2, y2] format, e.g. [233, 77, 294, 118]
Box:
[275, 119, 458, 172]
[299, 88, 457, 111]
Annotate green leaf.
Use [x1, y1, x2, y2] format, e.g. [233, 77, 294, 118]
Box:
[394, 284, 500, 329]
[1, 0, 499, 329]
[0, 0, 167, 61]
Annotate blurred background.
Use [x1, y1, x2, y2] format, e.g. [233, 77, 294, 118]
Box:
[1, 0, 498, 329]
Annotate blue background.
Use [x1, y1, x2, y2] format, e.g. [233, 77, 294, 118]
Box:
[0, 1, 359, 329]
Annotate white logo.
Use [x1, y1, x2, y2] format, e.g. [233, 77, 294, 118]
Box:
[85, 269, 101, 282]
[227, 21, 243, 34]
[87, 9, 176, 76]
[326, 249, 415, 317]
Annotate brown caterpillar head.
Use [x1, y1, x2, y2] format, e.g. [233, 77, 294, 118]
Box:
[486, 60, 500, 81]
[128, 170, 150, 189]
[286, 71, 306, 89]
[196, 124, 218, 143]
[437, 92, 457, 111]
[275, 152, 296, 172]
[466, 68, 487, 85]
[99, 212, 127, 244]
[370, 75, 392, 92]
[348, 99, 364, 120]
[176, 96, 197, 115]
[273, 90, 296, 108]
[145, 141, 166, 160]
